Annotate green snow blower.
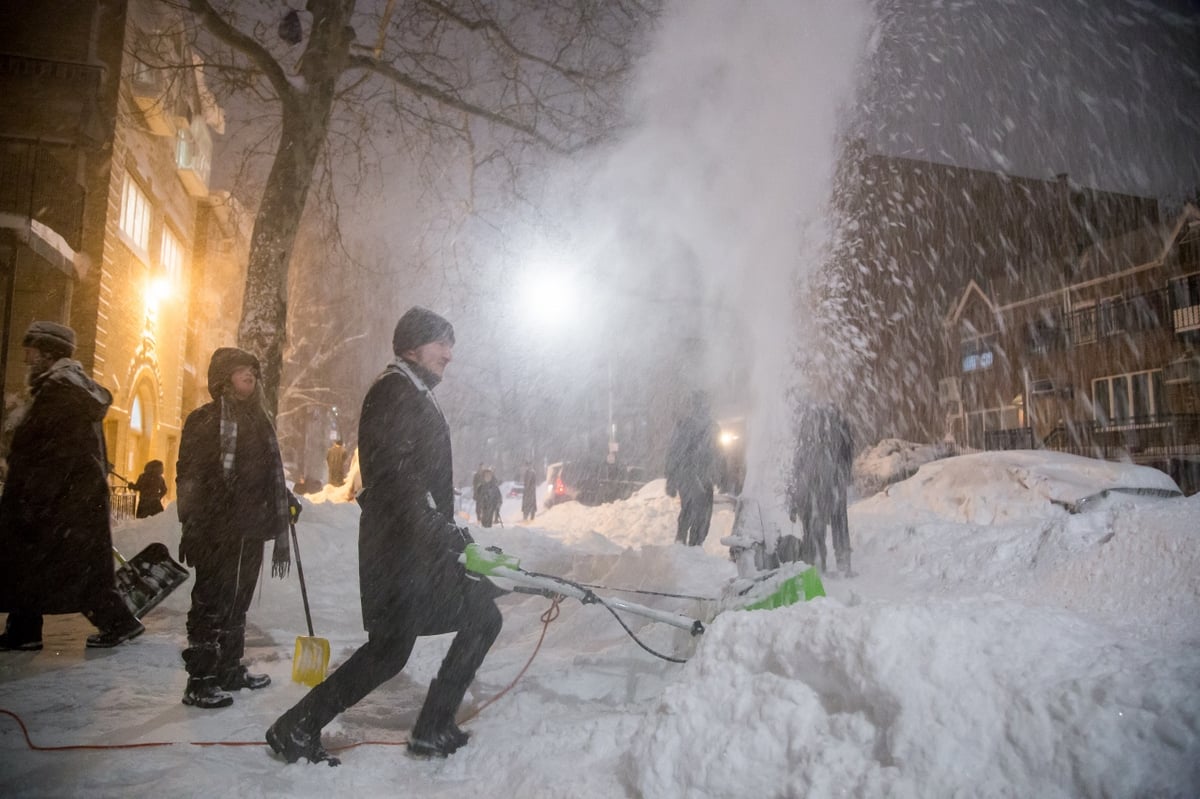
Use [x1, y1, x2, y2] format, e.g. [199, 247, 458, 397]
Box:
[460, 544, 825, 647]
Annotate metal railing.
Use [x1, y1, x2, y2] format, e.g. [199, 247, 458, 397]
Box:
[992, 414, 1200, 461]
[111, 485, 137, 522]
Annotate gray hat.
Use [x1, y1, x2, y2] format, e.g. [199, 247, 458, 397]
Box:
[22, 320, 76, 358]
[392, 306, 455, 355]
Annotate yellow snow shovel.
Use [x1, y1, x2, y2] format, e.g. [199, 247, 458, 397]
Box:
[288, 522, 330, 687]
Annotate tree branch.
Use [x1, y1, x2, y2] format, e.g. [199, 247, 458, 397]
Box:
[346, 53, 559, 151]
[186, 0, 296, 105]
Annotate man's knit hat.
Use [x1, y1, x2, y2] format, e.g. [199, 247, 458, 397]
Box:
[22, 321, 76, 358]
[392, 306, 455, 355]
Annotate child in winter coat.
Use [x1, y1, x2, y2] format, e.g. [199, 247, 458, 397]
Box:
[176, 348, 297, 709]
[132, 459, 168, 518]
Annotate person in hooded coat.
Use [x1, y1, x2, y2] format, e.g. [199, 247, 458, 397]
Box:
[0, 321, 144, 650]
[176, 347, 295, 709]
[475, 467, 502, 527]
[267, 306, 502, 766]
[665, 391, 721, 547]
[131, 459, 168, 518]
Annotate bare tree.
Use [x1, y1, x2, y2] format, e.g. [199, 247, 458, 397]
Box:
[167, 0, 654, 413]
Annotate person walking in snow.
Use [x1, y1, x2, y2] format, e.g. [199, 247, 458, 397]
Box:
[176, 347, 297, 709]
[786, 404, 855, 575]
[0, 321, 145, 651]
[475, 467, 502, 527]
[665, 390, 721, 546]
[325, 439, 347, 487]
[131, 459, 168, 518]
[267, 306, 502, 765]
[521, 462, 538, 521]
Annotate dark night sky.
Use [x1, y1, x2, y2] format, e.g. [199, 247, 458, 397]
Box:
[856, 0, 1200, 203]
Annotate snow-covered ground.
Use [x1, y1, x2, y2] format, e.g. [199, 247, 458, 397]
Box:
[1, 450, 1198, 798]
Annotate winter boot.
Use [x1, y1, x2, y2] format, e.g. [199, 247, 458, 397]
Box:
[407, 679, 463, 758]
[0, 613, 43, 650]
[220, 665, 271, 691]
[182, 676, 234, 709]
[839, 552, 855, 578]
[86, 619, 145, 648]
[266, 713, 340, 766]
[0, 633, 42, 651]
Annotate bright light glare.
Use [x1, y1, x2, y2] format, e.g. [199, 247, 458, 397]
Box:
[147, 276, 172, 305]
[719, 431, 740, 447]
[520, 269, 575, 331]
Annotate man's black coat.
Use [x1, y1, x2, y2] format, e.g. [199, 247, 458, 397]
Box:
[0, 360, 115, 613]
[356, 362, 473, 633]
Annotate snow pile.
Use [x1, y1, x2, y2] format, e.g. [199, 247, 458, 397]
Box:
[853, 438, 953, 495]
[3, 451, 1199, 798]
[632, 597, 1200, 798]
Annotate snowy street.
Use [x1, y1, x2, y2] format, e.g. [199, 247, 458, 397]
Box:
[1, 451, 1198, 798]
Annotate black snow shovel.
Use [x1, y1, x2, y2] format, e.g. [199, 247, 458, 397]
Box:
[112, 543, 190, 619]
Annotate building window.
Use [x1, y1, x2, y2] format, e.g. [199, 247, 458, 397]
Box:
[1092, 370, 1163, 425]
[1069, 301, 1097, 345]
[160, 227, 184, 282]
[1170, 273, 1200, 310]
[961, 335, 996, 373]
[119, 173, 151, 253]
[1097, 296, 1123, 337]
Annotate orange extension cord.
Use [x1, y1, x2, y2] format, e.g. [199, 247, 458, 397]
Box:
[0, 597, 562, 755]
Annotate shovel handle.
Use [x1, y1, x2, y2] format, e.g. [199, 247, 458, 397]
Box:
[290, 522, 316, 638]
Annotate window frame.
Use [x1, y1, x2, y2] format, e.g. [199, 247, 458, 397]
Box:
[119, 173, 152, 256]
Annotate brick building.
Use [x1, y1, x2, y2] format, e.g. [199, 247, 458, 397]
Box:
[0, 0, 246, 500]
[943, 204, 1200, 492]
[833, 147, 1161, 447]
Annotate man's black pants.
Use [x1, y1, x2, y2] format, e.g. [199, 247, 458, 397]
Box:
[676, 486, 714, 546]
[281, 576, 503, 733]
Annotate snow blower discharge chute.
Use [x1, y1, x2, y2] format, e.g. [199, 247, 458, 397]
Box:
[460, 543, 826, 647]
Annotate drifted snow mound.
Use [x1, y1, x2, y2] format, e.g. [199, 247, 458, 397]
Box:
[627, 597, 1200, 798]
[856, 451, 1180, 526]
[533, 477, 735, 556]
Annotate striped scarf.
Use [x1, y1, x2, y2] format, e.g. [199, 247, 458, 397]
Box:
[219, 396, 238, 483]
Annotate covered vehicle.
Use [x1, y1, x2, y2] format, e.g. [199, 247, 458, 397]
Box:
[544, 460, 646, 508]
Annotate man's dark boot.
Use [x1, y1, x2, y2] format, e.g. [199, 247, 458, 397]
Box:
[0, 614, 43, 651]
[220, 665, 271, 691]
[266, 711, 340, 766]
[408, 679, 464, 758]
[85, 619, 145, 648]
[182, 676, 234, 709]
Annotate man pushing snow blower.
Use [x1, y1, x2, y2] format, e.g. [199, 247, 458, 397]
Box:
[267, 307, 502, 766]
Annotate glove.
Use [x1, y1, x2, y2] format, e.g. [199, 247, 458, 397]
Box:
[448, 524, 474, 554]
[287, 492, 302, 523]
[178, 535, 195, 567]
[271, 529, 291, 579]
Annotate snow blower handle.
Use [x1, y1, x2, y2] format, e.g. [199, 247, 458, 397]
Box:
[460, 544, 705, 636]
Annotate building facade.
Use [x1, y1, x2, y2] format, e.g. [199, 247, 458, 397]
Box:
[0, 0, 245, 500]
[943, 205, 1200, 492]
[833, 147, 1161, 447]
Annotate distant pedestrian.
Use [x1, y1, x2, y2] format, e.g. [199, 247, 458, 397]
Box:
[0, 321, 145, 651]
[176, 347, 297, 709]
[786, 404, 854, 575]
[665, 391, 721, 546]
[326, 439, 347, 487]
[132, 459, 168, 518]
[475, 468, 502, 528]
[521, 462, 538, 521]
